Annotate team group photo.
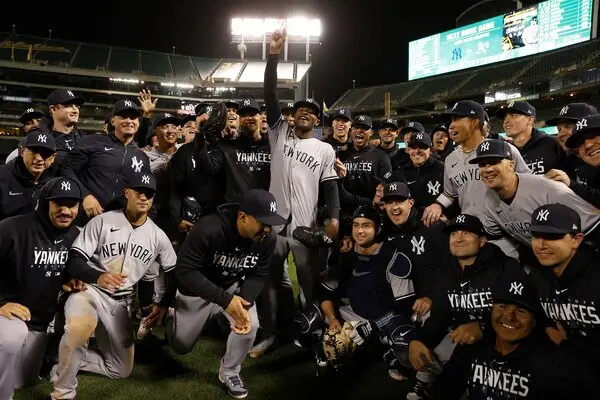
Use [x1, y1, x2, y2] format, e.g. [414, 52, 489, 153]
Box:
[1, 0, 600, 398]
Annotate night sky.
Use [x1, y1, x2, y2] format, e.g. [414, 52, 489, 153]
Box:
[8, 0, 478, 104]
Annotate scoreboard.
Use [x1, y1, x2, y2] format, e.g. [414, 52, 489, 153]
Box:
[408, 0, 594, 80]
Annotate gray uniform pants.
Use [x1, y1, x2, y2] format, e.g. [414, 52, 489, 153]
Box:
[51, 285, 135, 400]
[260, 234, 328, 333]
[0, 317, 48, 400]
[166, 286, 259, 377]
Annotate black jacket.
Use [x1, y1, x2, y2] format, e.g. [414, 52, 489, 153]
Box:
[0, 157, 54, 221]
[58, 134, 150, 210]
[322, 135, 351, 156]
[196, 133, 271, 203]
[167, 142, 222, 226]
[430, 330, 595, 399]
[175, 204, 276, 309]
[568, 163, 600, 208]
[403, 157, 445, 213]
[389, 148, 412, 171]
[418, 243, 523, 348]
[338, 145, 391, 213]
[320, 241, 416, 320]
[515, 129, 563, 175]
[528, 244, 600, 376]
[0, 178, 79, 331]
[384, 210, 450, 299]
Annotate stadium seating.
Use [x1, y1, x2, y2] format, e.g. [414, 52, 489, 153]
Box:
[71, 44, 110, 70]
[108, 47, 141, 74]
[454, 59, 531, 97]
[334, 88, 372, 109]
[170, 55, 200, 80]
[141, 51, 173, 77]
[192, 58, 221, 80]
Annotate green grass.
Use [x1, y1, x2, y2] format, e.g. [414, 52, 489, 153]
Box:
[15, 256, 413, 400]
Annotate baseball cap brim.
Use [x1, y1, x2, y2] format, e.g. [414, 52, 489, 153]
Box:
[255, 213, 287, 227]
[380, 194, 409, 202]
[380, 122, 398, 129]
[492, 296, 539, 314]
[443, 223, 485, 236]
[153, 116, 182, 128]
[565, 128, 600, 149]
[238, 106, 261, 115]
[332, 114, 351, 121]
[528, 224, 574, 235]
[20, 111, 44, 124]
[468, 155, 510, 165]
[442, 110, 484, 122]
[115, 107, 142, 118]
[544, 116, 580, 127]
[496, 107, 531, 120]
[293, 100, 320, 115]
[351, 122, 371, 129]
[57, 96, 86, 106]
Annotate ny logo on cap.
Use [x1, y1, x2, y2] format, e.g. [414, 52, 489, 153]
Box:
[164, 113, 171, 118]
[142, 175, 150, 184]
[573, 224, 578, 230]
[509, 281, 524, 295]
[206, 106, 213, 114]
[452, 103, 459, 110]
[66, 90, 74, 97]
[307, 98, 315, 103]
[536, 209, 549, 222]
[26, 108, 34, 113]
[416, 134, 423, 140]
[577, 118, 588, 130]
[124, 100, 134, 108]
[359, 116, 365, 121]
[243, 99, 251, 106]
[507, 101, 515, 108]
[480, 141, 490, 152]
[270, 201, 276, 213]
[383, 171, 392, 179]
[61, 181, 71, 191]
[389, 183, 398, 192]
[287, 102, 294, 108]
[408, 122, 415, 127]
[560, 106, 569, 115]
[440, 124, 446, 129]
[131, 156, 144, 173]
[386, 119, 392, 123]
[37, 134, 47, 143]
[456, 215, 466, 224]
[339, 109, 345, 115]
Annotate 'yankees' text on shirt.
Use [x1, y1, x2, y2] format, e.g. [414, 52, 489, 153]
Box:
[212, 251, 259, 277]
[101, 242, 154, 266]
[540, 298, 600, 328]
[283, 144, 321, 172]
[344, 160, 373, 174]
[470, 361, 531, 398]
[448, 287, 493, 321]
[31, 246, 69, 277]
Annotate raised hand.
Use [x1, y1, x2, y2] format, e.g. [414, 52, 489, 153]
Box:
[269, 28, 287, 54]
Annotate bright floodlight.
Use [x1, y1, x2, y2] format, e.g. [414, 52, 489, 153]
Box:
[231, 17, 321, 43]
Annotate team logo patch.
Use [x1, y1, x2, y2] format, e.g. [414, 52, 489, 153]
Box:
[61, 181, 71, 191]
[509, 281, 524, 295]
[131, 156, 144, 173]
[480, 141, 490, 152]
[536, 209, 549, 222]
[37, 133, 47, 143]
[270, 201, 276, 213]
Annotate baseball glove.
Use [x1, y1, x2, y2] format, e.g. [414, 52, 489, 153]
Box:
[196, 102, 227, 149]
[293, 226, 334, 248]
[322, 322, 356, 363]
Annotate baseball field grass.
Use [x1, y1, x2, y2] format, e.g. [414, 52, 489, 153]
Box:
[14, 256, 413, 400]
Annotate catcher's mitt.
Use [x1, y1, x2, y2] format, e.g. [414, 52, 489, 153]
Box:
[293, 226, 334, 248]
[196, 102, 227, 149]
[322, 322, 356, 363]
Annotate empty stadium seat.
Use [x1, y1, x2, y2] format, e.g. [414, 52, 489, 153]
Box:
[108, 47, 141, 74]
[71, 44, 110, 70]
[455, 59, 531, 96]
[141, 51, 173, 77]
[170, 55, 200, 80]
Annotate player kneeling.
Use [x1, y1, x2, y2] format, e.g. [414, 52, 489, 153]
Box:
[50, 172, 177, 400]
[295, 206, 418, 380]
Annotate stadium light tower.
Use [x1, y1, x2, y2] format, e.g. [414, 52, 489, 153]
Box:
[230, 17, 322, 62]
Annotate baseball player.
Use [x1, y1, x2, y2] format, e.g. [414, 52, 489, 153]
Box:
[5, 107, 45, 163]
[46, 89, 86, 163]
[0, 131, 57, 221]
[167, 189, 284, 399]
[259, 103, 268, 135]
[378, 118, 401, 159]
[527, 203, 600, 378]
[430, 124, 454, 161]
[408, 214, 523, 399]
[50, 172, 177, 400]
[323, 108, 352, 155]
[180, 114, 197, 144]
[430, 271, 593, 399]
[253, 28, 340, 356]
[472, 139, 600, 252]
[422, 100, 531, 256]
[496, 100, 562, 174]
[0, 177, 82, 400]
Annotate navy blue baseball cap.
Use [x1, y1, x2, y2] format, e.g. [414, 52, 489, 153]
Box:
[126, 172, 157, 193]
[331, 108, 352, 121]
[492, 273, 541, 315]
[400, 121, 425, 134]
[381, 181, 411, 201]
[24, 131, 56, 152]
[469, 139, 513, 164]
[566, 114, 600, 149]
[380, 118, 399, 130]
[351, 115, 373, 129]
[293, 98, 321, 116]
[47, 89, 85, 106]
[112, 99, 141, 118]
[444, 100, 486, 122]
[529, 203, 581, 235]
[280, 101, 295, 112]
[20, 108, 44, 125]
[225, 100, 239, 110]
[431, 124, 449, 134]
[45, 177, 82, 201]
[240, 189, 286, 226]
[352, 205, 382, 228]
[496, 100, 536, 120]
[407, 132, 433, 148]
[238, 98, 261, 115]
[444, 213, 485, 236]
[546, 103, 598, 127]
[152, 113, 181, 129]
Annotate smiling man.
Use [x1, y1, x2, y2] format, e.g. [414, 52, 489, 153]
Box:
[323, 108, 352, 155]
[46, 89, 86, 165]
[58, 99, 151, 224]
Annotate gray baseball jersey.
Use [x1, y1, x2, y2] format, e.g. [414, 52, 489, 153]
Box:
[437, 142, 531, 220]
[268, 118, 338, 234]
[483, 173, 600, 246]
[71, 210, 177, 298]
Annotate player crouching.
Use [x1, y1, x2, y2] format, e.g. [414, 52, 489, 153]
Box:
[295, 205, 418, 380]
[50, 172, 177, 400]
